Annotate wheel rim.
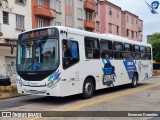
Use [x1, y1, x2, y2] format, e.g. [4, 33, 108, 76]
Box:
[85, 82, 92, 95]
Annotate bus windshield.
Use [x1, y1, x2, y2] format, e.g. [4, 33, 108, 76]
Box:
[17, 38, 59, 72]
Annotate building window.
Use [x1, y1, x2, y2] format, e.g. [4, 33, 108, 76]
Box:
[95, 3, 98, 15]
[126, 29, 129, 36]
[109, 7, 112, 15]
[77, 8, 82, 19]
[5, 39, 17, 45]
[55, 21, 61, 26]
[66, 0, 72, 7]
[3, 11, 9, 24]
[117, 10, 119, 18]
[16, 14, 24, 30]
[96, 21, 100, 31]
[132, 31, 134, 38]
[117, 26, 119, 34]
[36, 0, 44, 6]
[15, 0, 26, 5]
[56, 0, 61, 12]
[127, 16, 129, 22]
[66, 15, 72, 27]
[37, 18, 44, 28]
[131, 17, 134, 24]
[86, 11, 92, 21]
[108, 23, 112, 33]
[135, 32, 137, 38]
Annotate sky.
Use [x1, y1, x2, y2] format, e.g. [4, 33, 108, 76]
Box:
[108, 0, 160, 43]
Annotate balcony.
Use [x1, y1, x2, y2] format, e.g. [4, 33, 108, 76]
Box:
[34, 6, 56, 19]
[138, 26, 142, 32]
[0, 23, 3, 36]
[84, 1, 95, 12]
[84, 20, 95, 30]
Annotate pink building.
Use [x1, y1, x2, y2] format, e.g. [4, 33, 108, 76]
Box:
[99, 1, 122, 36]
[97, 0, 143, 42]
[122, 11, 143, 42]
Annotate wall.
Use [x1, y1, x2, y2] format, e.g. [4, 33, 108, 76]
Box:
[48, 0, 65, 27]
[0, 0, 32, 81]
[0, 56, 6, 75]
[1, 0, 32, 39]
[74, 0, 84, 30]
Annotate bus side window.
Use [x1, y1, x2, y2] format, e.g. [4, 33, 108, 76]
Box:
[147, 47, 151, 60]
[85, 37, 100, 59]
[140, 46, 147, 60]
[133, 45, 140, 60]
[123, 43, 133, 59]
[114, 42, 123, 59]
[100, 39, 113, 59]
[62, 39, 79, 69]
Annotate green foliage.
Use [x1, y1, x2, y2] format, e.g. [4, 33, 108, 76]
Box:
[148, 33, 160, 62]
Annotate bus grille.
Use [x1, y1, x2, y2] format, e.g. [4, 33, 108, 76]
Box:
[21, 75, 48, 81]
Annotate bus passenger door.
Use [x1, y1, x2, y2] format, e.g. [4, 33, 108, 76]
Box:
[62, 39, 81, 96]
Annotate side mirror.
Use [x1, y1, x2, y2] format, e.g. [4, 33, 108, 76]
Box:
[11, 44, 14, 54]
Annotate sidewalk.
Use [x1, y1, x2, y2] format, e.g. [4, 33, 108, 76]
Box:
[0, 85, 24, 100]
[153, 70, 160, 76]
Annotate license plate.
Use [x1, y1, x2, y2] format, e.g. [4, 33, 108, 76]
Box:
[30, 90, 38, 94]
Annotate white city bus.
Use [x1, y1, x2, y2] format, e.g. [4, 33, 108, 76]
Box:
[16, 26, 152, 98]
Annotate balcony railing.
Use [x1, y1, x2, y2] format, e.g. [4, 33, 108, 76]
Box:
[34, 5, 56, 19]
[84, 1, 95, 12]
[0, 23, 3, 36]
[84, 20, 95, 30]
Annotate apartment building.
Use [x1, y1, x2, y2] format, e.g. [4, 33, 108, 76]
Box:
[122, 11, 143, 42]
[32, 0, 143, 41]
[0, 0, 32, 78]
[98, 0, 143, 42]
[32, 0, 96, 31]
[99, 1, 122, 36]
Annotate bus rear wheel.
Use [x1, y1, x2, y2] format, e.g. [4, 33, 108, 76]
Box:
[82, 78, 94, 99]
[131, 73, 138, 88]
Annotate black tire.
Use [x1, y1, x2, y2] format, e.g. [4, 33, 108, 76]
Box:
[82, 78, 94, 99]
[130, 73, 138, 88]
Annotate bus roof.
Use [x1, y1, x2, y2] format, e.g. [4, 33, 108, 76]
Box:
[19, 26, 151, 47]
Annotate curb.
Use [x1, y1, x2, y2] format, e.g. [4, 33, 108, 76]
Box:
[153, 70, 160, 76]
[0, 85, 25, 100]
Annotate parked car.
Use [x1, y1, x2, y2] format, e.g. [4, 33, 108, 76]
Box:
[0, 74, 11, 86]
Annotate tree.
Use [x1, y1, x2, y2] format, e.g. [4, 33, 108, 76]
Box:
[148, 33, 160, 62]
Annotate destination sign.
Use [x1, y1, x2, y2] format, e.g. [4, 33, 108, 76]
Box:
[19, 28, 59, 41]
[22, 30, 48, 40]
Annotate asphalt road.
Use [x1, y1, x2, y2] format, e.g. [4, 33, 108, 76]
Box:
[0, 76, 160, 120]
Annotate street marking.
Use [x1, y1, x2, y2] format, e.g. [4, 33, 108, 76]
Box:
[63, 83, 160, 111]
[30, 82, 160, 120]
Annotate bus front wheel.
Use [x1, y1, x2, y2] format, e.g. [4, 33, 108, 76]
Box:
[131, 73, 138, 88]
[82, 78, 94, 99]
